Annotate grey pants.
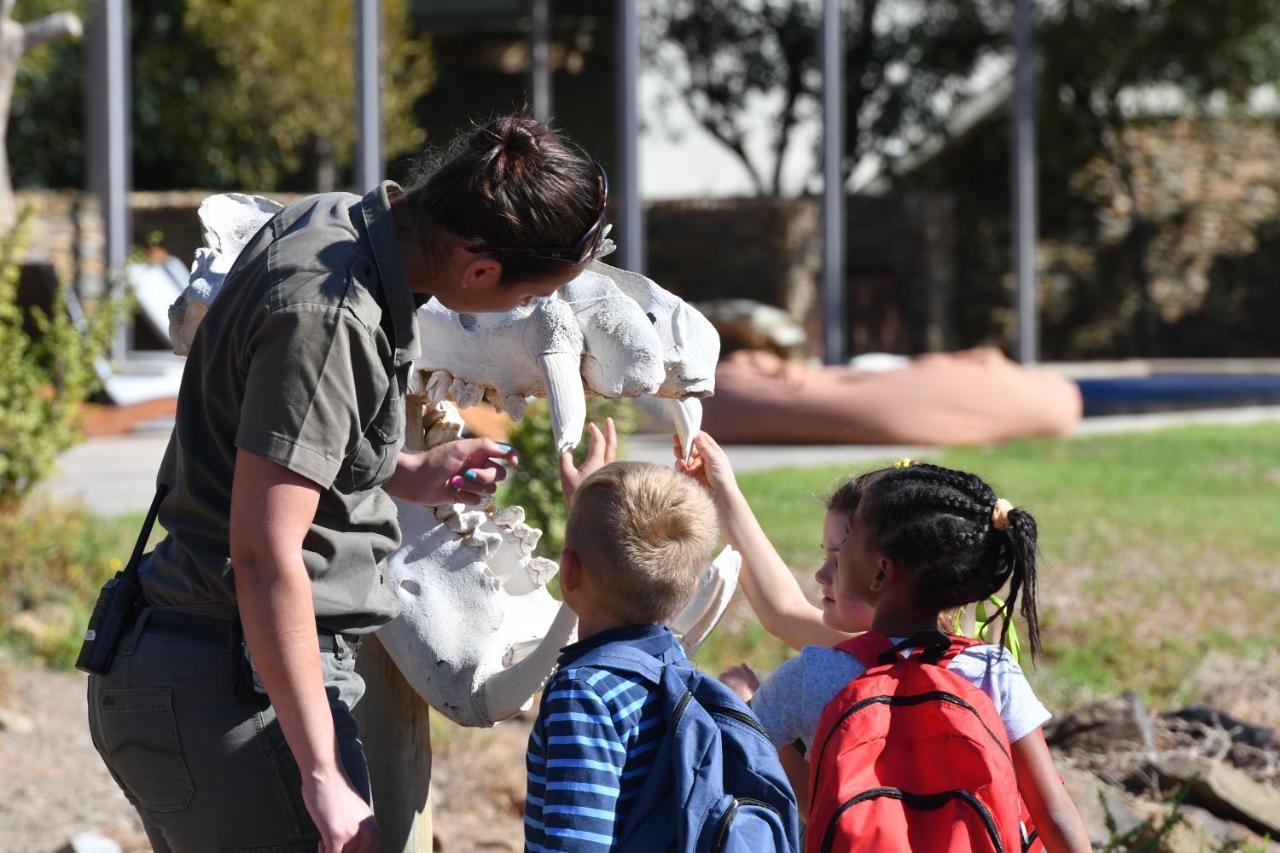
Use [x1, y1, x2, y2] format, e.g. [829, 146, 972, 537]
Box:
[86, 607, 370, 852]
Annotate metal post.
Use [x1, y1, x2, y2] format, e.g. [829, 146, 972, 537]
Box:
[820, 0, 846, 365]
[91, 0, 130, 362]
[355, 0, 383, 192]
[1012, 0, 1038, 363]
[528, 0, 552, 121]
[615, 0, 643, 273]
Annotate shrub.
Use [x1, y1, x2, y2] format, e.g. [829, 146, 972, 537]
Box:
[0, 208, 122, 509]
[0, 500, 145, 667]
[499, 398, 636, 557]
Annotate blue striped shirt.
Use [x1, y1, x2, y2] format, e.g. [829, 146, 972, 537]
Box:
[525, 625, 676, 852]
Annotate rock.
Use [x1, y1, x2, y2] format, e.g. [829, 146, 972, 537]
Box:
[0, 706, 35, 734]
[1155, 752, 1280, 837]
[1178, 804, 1280, 852]
[1060, 764, 1149, 847]
[57, 831, 122, 853]
[1046, 695, 1153, 753]
[1166, 704, 1277, 750]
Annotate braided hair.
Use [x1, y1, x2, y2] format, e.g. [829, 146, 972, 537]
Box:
[827, 463, 1041, 657]
[402, 115, 601, 282]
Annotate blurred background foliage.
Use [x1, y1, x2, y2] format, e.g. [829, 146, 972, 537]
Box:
[499, 398, 637, 558]
[11, 0, 433, 191]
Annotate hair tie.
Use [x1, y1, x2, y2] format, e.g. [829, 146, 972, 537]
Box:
[991, 498, 1014, 530]
[893, 457, 913, 469]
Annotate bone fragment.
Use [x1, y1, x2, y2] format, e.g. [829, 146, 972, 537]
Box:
[424, 370, 452, 404]
[666, 397, 703, 463]
[669, 545, 741, 656]
[481, 604, 579, 723]
[424, 401, 465, 448]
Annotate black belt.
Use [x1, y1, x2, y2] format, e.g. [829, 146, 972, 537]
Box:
[145, 609, 361, 653]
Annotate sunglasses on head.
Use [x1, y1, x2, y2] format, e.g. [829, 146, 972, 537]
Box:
[469, 161, 610, 265]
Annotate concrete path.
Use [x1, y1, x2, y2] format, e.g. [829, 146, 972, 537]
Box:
[39, 405, 1280, 516]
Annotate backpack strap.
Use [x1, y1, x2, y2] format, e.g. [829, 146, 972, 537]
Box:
[836, 629, 983, 669]
[568, 641, 669, 686]
[834, 630, 896, 670]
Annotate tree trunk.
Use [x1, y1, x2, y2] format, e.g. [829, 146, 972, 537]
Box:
[354, 635, 434, 852]
[353, 392, 433, 852]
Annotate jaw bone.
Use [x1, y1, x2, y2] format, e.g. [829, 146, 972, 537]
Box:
[380, 399, 739, 727]
[176, 193, 736, 728]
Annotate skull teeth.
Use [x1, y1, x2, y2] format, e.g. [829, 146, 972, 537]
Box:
[667, 397, 703, 462]
[425, 370, 452, 403]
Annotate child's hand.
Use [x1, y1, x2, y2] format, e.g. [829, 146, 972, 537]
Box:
[558, 418, 617, 505]
[675, 431, 739, 505]
[718, 663, 760, 702]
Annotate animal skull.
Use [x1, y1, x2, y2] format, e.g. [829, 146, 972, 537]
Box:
[175, 193, 736, 728]
[410, 260, 719, 458]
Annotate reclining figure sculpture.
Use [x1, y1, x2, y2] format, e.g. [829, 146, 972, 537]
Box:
[170, 193, 737, 728]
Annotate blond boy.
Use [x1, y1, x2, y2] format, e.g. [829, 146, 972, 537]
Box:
[525, 458, 717, 852]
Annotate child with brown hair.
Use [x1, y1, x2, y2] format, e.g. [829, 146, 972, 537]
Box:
[679, 431, 1091, 852]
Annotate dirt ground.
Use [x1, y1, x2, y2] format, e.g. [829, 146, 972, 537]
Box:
[5, 646, 1278, 853]
[0, 652, 528, 853]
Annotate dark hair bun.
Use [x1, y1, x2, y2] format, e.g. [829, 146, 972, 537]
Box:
[403, 113, 600, 282]
[471, 117, 545, 180]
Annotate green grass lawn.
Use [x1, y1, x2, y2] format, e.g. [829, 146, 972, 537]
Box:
[3, 422, 1277, 713]
[692, 422, 1280, 711]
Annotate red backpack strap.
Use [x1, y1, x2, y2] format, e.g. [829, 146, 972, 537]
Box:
[837, 630, 983, 669]
[936, 632, 983, 665]
[833, 631, 895, 670]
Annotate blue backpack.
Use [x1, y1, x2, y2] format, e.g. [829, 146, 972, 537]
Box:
[570, 642, 801, 853]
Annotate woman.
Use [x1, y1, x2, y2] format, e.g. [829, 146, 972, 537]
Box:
[87, 117, 608, 852]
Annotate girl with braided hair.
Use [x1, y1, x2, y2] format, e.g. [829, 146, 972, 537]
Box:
[677, 431, 1090, 851]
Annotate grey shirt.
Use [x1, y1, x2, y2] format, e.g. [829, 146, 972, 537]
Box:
[752, 642, 1051, 753]
[143, 182, 421, 633]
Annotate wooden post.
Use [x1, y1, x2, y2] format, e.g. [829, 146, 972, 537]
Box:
[354, 393, 433, 851]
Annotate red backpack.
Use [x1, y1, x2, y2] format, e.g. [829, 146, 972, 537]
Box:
[805, 631, 1042, 853]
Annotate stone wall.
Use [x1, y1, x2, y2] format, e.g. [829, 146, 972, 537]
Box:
[922, 112, 1280, 359]
[1040, 116, 1280, 357]
[645, 193, 956, 358]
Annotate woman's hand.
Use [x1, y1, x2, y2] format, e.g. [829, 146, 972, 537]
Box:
[559, 418, 617, 505]
[676, 431, 740, 507]
[302, 766, 380, 853]
[719, 662, 760, 703]
[386, 438, 519, 506]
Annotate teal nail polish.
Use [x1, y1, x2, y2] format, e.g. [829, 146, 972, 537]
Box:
[463, 470, 478, 480]
[497, 443, 512, 452]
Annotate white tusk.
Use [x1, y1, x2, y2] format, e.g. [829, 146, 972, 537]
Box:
[666, 397, 703, 463]
[482, 604, 579, 722]
[669, 545, 741, 656]
[538, 351, 587, 453]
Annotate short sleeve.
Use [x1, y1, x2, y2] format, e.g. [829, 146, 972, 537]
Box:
[956, 647, 1051, 745]
[236, 305, 386, 488]
[750, 656, 809, 748]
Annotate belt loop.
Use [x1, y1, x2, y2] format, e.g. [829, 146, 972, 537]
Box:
[333, 633, 348, 661]
[120, 607, 153, 657]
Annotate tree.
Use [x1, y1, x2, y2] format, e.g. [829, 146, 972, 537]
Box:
[644, 0, 1005, 197]
[1036, 0, 1280, 353]
[10, 0, 434, 191]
